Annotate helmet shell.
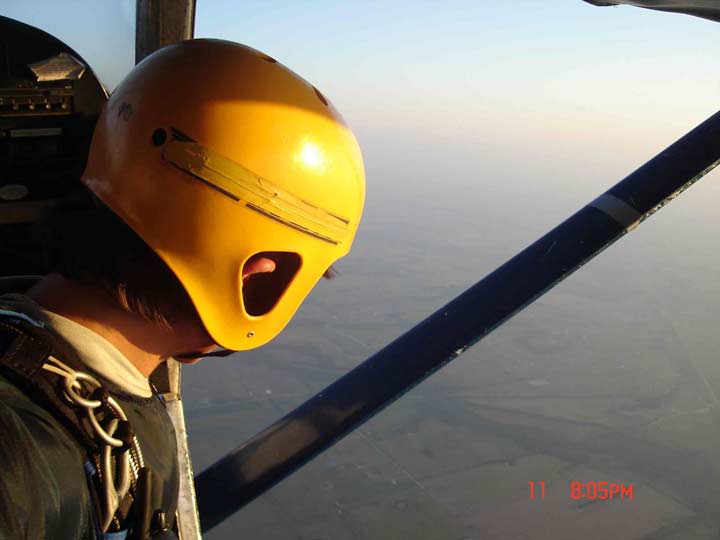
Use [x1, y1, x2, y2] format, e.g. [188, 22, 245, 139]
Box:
[82, 39, 365, 350]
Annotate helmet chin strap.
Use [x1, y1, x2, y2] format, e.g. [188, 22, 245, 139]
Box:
[174, 348, 236, 359]
[198, 348, 236, 358]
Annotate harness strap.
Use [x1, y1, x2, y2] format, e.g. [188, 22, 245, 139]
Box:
[0, 313, 175, 539]
[0, 319, 98, 450]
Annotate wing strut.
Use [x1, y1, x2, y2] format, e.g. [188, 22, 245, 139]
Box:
[136, 0, 195, 64]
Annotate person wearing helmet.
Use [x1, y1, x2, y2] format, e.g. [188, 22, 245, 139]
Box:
[0, 39, 364, 539]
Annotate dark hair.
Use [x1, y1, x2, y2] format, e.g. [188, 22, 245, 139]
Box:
[41, 190, 199, 329]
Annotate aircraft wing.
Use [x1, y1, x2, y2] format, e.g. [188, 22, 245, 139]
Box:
[583, 0, 720, 23]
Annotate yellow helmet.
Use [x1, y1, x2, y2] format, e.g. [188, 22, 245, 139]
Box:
[81, 39, 365, 351]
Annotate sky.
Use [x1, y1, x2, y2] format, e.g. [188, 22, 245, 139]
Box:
[193, 1, 719, 158]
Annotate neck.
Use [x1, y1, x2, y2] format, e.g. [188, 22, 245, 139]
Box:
[26, 274, 174, 377]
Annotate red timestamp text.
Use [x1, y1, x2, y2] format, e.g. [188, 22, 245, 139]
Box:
[528, 481, 634, 500]
[571, 481, 633, 500]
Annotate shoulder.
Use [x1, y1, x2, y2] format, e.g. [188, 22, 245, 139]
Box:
[0, 373, 94, 540]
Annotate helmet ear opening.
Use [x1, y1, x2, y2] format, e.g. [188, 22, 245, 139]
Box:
[242, 252, 301, 316]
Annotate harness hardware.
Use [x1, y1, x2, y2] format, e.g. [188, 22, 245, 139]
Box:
[42, 355, 145, 532]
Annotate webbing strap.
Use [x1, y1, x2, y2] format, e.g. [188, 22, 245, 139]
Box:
[0, 319, 50, 376]
[0, 319, 98, 451]
[0, 315, 152, 536]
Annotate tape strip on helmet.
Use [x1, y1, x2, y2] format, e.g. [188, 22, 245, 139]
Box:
[162, 139, 350, 245]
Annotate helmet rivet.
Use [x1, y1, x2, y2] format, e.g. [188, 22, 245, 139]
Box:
[247, 331, 255, 338]
[152, 128, 167, 147]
